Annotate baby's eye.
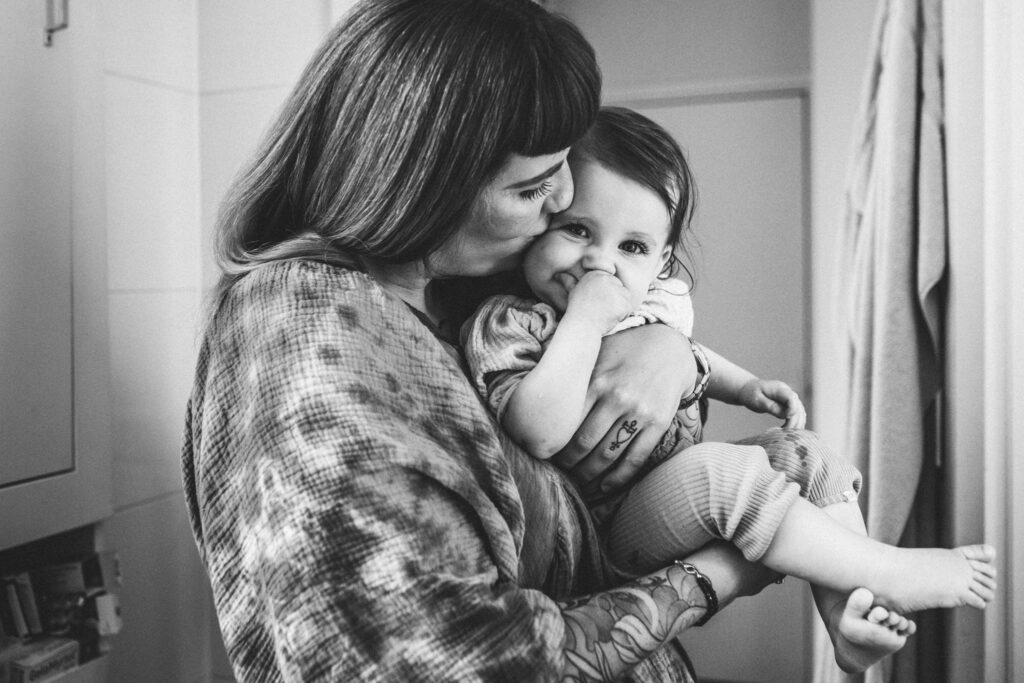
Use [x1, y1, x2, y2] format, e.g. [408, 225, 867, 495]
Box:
[620, 240, 650, 255]
[519, 180, 553, 202]
[560, 223, 589, 238]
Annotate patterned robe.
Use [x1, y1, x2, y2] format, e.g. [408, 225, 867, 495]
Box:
[182, 259, 697, 682]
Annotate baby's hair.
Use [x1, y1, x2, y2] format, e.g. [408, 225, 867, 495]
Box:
[569, 106, 698, 285]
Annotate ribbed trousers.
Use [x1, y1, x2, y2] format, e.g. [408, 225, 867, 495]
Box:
[605, 428, 862, 575]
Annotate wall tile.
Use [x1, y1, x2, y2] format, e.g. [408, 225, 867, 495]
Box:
[101, 494, 210, 683]
[105, 76, 201, 292]
[101, 0, 199, 91]
[109, 290, 202, 508]
[198, 0, 328, 92]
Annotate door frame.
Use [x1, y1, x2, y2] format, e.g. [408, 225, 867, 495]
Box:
[944, 0, 1024, 679]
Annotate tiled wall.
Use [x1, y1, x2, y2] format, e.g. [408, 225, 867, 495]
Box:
[97, 2, 339, 681]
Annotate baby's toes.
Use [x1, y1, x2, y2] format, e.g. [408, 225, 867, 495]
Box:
[867, 605, 889, 625]
[970, 563, 998, 591]
[969, 580, 996, 604]
[964, 591, 987, 609]
[959, 544, 996, 563]
[883, 611, 902, 629]
[898, 618, 917, 636]
[969, 558, 998, 580]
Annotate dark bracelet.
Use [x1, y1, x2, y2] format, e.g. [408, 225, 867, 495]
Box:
[679, 340, 711, 409]
[674, 560, 719, 626]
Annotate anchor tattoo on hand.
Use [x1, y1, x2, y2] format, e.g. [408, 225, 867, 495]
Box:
[608, 419, 638, 451]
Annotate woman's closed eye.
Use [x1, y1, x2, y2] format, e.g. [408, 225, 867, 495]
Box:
[620, 239, 651, 256]
[519, 180, 554, 202]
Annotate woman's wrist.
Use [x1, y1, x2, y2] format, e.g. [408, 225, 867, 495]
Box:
[673, 560, 719, 626]
[679, 340, 711, 409]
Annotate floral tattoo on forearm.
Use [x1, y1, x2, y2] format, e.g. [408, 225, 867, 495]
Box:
[559, 564, 710, 681]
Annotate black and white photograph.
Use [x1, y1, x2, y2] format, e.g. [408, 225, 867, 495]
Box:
[1, 1, 1021, 681]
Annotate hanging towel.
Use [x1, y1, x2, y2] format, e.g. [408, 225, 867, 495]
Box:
[814, 0, 947, 681]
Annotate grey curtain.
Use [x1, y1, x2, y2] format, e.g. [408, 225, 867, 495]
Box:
[814, 0, 947, 680]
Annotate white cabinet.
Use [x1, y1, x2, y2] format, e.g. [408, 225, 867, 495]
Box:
[1, 0, 74, 487]
[1, 1, 111, 550]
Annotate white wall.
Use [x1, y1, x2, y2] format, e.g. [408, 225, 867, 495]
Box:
[97, 2, 331, 681]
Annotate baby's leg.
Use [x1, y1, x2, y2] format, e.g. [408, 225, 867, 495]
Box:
[605, 442, 802, 575]
[607, 433, 997, 615]
[760, 497, 997, 613]
[736, 428, 880, 667]
[738, 430, 997, 613]
[732, 428, 862, 508]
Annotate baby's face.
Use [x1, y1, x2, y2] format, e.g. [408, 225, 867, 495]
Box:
[523, 158, 672, 313]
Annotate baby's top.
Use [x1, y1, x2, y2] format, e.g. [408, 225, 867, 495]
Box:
[462, 277, 694, 424]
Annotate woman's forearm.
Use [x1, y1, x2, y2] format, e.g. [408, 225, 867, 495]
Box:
[559, 562, 710, 680]
[558, 542, 779, 681]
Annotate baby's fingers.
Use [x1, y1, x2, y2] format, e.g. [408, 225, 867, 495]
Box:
[782, 411, 806, 429]
[782, 395, 807, 429]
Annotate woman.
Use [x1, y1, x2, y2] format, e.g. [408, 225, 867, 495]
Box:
[182, 1, 912, 680]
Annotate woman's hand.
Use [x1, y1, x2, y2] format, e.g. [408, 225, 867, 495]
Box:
[552, 325, 695, 493]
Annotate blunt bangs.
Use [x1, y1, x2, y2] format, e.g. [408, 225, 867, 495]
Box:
[459, 5, 599, 167]
[513, 16, 600, 156]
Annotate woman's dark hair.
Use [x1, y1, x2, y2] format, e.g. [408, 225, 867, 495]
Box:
[569, 106, 698, 283]
[214, 0, 600, 294]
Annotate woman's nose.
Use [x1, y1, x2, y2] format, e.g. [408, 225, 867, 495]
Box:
[545, 164, 574, 213]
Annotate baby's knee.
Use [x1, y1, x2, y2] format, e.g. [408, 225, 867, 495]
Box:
[661, 442, 771, 483]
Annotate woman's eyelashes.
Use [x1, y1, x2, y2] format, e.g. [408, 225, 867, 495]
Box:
[519, 180, 554, 201]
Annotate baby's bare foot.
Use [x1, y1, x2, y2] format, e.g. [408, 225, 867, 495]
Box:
[874, 544, 997, 613]
[831, 588, 915, 673]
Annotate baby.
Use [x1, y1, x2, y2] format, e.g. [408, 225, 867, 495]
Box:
[462, 107, 995, 648]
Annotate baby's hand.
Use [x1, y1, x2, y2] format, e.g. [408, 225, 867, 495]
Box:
[737, 378, 807, 429]
[564, 271, 634, 333]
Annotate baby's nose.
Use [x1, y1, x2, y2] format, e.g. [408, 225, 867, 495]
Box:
[582, 246, 614, 273]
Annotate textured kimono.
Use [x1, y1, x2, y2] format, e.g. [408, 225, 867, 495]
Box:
[182, 259, 697, 682]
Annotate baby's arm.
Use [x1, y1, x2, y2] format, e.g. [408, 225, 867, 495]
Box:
[701, 346, 807, 428]
[504, 272, 634, 459]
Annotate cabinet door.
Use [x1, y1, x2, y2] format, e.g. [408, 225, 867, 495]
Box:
[1, 1, 74, 485]
[1, 1, 111, 550]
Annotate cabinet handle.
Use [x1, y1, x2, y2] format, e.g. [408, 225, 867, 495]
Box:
[44, 0, 69, 47]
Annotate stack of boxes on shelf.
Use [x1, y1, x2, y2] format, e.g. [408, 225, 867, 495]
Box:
[0, 551, 122, 683]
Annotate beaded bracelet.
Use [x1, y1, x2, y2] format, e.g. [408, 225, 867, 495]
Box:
[674, 560, 719, 626]
[679, 340, 711, 409]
